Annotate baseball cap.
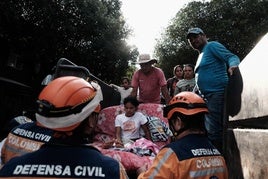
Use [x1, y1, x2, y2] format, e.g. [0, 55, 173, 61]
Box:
[186, 27, 204, 39]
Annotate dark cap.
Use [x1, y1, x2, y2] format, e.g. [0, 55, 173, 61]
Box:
[186, 27, 204, 39]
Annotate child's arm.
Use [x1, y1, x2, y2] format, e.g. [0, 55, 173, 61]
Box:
[141, 123, 152, 141]
[115, 126, 122, 143]
[110, 84, 120, 90]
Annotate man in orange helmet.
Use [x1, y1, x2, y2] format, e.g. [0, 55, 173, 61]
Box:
[0, 76, 128, 179]
[138, 92, 228, 179]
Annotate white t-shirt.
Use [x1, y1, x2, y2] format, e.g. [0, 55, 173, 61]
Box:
[117, 87, 133, 104]
[174, 78, 196, 95]
[111, 84, 133, 104]
[115, 112, 147, 140]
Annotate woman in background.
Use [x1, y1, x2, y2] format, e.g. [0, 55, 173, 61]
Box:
[167, 65, 184, 97]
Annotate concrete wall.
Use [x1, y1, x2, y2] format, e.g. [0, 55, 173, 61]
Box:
[228, 33, 268, 121]
[226, 129, 268, 179]
[225, 33, 268, 179]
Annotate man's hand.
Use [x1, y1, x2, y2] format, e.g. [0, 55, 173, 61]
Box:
[228, 66, 238, 76]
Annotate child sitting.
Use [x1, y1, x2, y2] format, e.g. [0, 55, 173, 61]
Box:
[115, 96, 152, 146]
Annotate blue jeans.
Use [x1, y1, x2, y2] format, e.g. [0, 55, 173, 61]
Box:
[204, 92, 225, 151]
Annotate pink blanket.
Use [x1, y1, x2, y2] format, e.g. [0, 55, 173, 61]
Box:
[92, 103, 171, 172]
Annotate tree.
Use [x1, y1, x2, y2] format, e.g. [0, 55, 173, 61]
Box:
[0, 0, 136, 88]
[0, 0, 137, 132]
[155, 0, 268, 78]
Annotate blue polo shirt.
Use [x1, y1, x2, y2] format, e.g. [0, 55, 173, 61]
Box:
[195, 41, 240, 95]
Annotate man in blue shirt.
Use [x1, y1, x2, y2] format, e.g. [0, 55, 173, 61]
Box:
[187, 27, 240, 153]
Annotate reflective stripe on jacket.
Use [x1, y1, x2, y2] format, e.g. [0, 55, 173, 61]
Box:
[138, 134, 228, 179]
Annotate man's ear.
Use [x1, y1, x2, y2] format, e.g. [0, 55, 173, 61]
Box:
[174, 117, 184, 130]
[171, 118, 178, 129]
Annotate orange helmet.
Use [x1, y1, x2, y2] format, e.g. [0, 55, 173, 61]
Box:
[36, 76, 103, 131]
[163, 92, 208, 120]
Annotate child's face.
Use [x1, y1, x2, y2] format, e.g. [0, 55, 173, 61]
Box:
[124, 102, 137, 117]
[122, 79, 129, 88]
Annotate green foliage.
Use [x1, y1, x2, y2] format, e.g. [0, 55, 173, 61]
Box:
[0, 0, 136, 88]
[155, 0, 268, 78]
